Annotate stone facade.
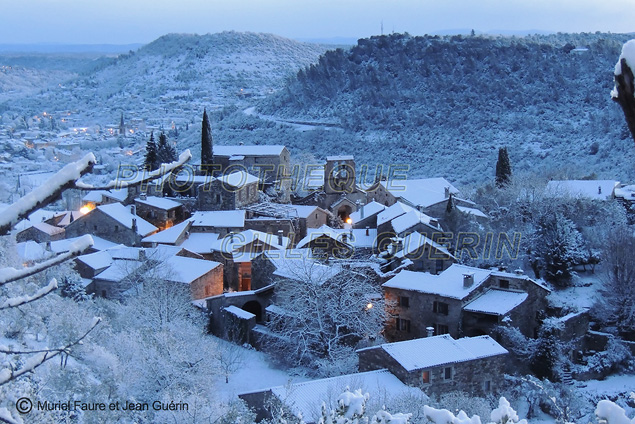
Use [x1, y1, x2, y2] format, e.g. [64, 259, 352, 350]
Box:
[197, 178, 259, 211]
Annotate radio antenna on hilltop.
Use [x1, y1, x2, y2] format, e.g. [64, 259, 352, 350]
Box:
[381, 20, 384, 35]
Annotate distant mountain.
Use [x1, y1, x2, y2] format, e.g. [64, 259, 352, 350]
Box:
[0, 44, 143, 54]
[2, 32, 330, 118]
[257, 32, 635, 185]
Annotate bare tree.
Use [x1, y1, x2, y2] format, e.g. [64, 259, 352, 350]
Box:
[265, 258, 384, 376]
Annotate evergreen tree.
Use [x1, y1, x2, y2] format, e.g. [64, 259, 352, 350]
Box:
[201, 108, 213, 167]
[495, 147, 512, 187]
[529, 326, 560, 382]
[144, 131, 158, 171]
[156, 131, 177, 165]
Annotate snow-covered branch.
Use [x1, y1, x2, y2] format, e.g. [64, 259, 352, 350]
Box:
[76, 149, 192, 190]
[0, 278, 58, 310]
[0, 154, 96, 235]
[0, 235, 93, 285]
[0, 317, 101, 387]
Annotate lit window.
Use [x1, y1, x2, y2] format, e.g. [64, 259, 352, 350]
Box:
[422, 370, 430, 384]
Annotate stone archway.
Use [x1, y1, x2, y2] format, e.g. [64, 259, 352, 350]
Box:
[242, 300, 263, 322]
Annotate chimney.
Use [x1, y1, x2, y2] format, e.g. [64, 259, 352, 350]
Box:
[365, 226, 370, 236]
[444, 187, 450, 198]
[132, 217, 138, 234]
[463, 273, 474, 288]
[598, 186, 602, 194]
[514, 268, 524, 275]
[429, 218, 438, 228]
[130, 205, 136, 216]
[342, 232, 348, 244]
[277, 230, 283, 246]
[140, 192, 147, 200]
[45, 241, 51, 251]
[230, 232, 235, 242]
[426, 326, 435, 337]
[361, 203, 365, 219]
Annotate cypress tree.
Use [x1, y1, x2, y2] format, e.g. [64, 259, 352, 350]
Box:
[201, 108, 213, 168]
[495, 147, 512, 187]
[157, 131, 177, 165]
[144, 131, 158, 171]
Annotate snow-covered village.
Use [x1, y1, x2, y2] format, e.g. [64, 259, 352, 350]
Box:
[2, 2, 635, 423]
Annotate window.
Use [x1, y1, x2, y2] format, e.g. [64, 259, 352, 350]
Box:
[422, 370, 430, 384]
[483, 380, 491, 391]
[399, 296, 410, 308]
[435, 324, 449, 335]
[433, 301, 449, 315]
[499, 279, 510, 289]
[93, 225, 97, 231]
[444, 367, 452, 380]
[101, 290, 107, 298]
[114, 225, 119, 232]
[396, 317, 411, 333]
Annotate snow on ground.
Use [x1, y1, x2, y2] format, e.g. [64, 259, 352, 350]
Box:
[578, 374, 635, 396]
[547, 270, 601, 310]
[210, 338, 307, 401]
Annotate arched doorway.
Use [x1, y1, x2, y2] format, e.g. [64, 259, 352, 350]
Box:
[242, 300, 262, 322]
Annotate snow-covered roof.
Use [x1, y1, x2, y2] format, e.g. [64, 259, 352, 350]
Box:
[394, 232, 455, 259]
[390, 210, 438, 234]
[216, 171, 260, 188]
[349, 201, 386, 223]
[102, 188, 128, 203]
[376, 202, 414, 227]
[456, 206, 489, 219]
[142, 219, 192, 245]
[326, 155, 354, 161]
[545, 180, 619, 201]
[96, 203, 157, 236]
[369, 334, 507, 372]
[286, 204, 322, 219]
[213, 145, 286, 157]
[301, 166, 324, 191]
[107, 246, 143, 260]
[265, 249, 342, 284]
[94, 259, 143, 282]
[261, 369, 421, 423]
[76, 250, 113, 270]
[224, 305, 255, 320]
[16, 241, 50, 262]
[463, 289, 529, 315]
[162, 255, 221, 284]
[191, 210, 245, 228]
[30, 221, 65, 236]
[382, 265, 492, 300]
[14, 209, 60, 232]
[296, 225, 377, 250]
[49, 235, 118, 253]
[212, 229, 289, 254]
[56, 211, 83, 227]
[135, 196, 182, 210]
[180, 232, 220, 254]
[381, 178, 460, 208]
[82, 190, 106, 203]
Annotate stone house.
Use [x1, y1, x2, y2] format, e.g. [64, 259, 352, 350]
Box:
[197, 171, 260, 211]
[382, 264, 550, 341]
[64, 202, 158, 246]
[376, 203, 443, 253]
[209, 229, 289, 292]
[211, 145, 290, 183]
[134, 194, 184, 229]
[16, 221, 65, 243]
[357, 334, 508, 396]
[350, 200, 386, 229]
[296, 225, 378, 258]
[385, 231, 456, 274]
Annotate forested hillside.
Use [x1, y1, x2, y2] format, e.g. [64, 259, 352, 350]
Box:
[257, 32, 635, 185]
